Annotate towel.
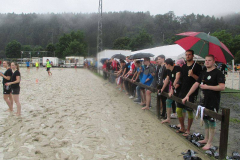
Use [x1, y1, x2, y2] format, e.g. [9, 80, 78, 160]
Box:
[195, 105, 202, 120]
[200, 106, 205, 126]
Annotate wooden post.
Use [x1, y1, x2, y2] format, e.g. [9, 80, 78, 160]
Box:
[156, 94, 161, 119]
[219, 108, 230, 160]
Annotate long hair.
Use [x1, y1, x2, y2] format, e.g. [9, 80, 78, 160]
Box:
[12, 62, 20, 71]
[3, 61, 11, 67]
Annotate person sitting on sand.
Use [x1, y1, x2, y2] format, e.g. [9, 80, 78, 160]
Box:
[160, 58, 181, 124]
[5, 62, 22, 116]
[182, 55, 225, 150]
[0, 61, 13, 112]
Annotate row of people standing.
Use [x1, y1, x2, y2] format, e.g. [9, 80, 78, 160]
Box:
[0, 61, 22, 116]
[109, 50, 225, 151]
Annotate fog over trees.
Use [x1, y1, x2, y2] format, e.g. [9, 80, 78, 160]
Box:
[0, 11, 240, 61]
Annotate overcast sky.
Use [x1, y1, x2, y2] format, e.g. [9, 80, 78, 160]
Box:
[0, 0, 239, 16]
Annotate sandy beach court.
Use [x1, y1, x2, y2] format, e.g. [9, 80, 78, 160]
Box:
[0, 68, 206, 160]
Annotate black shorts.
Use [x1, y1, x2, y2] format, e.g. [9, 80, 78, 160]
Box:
[27, 66, 30, 68]
[3, 87, 11, 94]
[46, 68, 50, 71]
[12, 87, 20, 95]
[177, 95, 197, 111]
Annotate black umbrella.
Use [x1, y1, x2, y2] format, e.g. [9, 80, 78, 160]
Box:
[131, 53, 154, 59]
[100, 58, 108, 64]
[111, 54, 126, 60]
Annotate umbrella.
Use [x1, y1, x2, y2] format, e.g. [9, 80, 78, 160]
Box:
[131, 53, 154, 59]
[100, 58, 108, 64]
[111, 54, 126, 60]
[175, 32, 234, 64]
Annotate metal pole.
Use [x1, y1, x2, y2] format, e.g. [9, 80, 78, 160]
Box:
[232, 59, 234, 89]
[21, 51, 23, 63]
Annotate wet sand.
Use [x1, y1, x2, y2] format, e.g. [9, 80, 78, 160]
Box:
[0, 68, 207, 160]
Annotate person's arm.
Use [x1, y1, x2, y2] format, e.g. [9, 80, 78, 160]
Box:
[188, 70, 199, 80]
[132, 71, 138, 81]
[160, 76, 169, 93]
[133, 71, 141, 83]
[121, 68, 126, 77]
[6, 76, 20, 86]
[0, 73, 11, 81]
[173, 72, 181, 88]
[145, 66, 155, 83]
[168, 86, 174, 97]
[182, 82, 200, 104]
[200, 83, 225, 91]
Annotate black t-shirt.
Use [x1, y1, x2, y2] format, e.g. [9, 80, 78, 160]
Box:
[125, 62, 130, 73]
[11, 70, 21, 88]
[3, 68, 12, 84]
[221, 64, 226, 71]
[178, 62, 202, 98]
[106, 62, 111, 71]
[197, 68, 225, 111]
[167, 66, 181, 95]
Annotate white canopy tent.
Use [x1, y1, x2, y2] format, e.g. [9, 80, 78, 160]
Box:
[131, 44, 185, 61]
[97, 49, 131, 68]
[131, 44, 206, 62]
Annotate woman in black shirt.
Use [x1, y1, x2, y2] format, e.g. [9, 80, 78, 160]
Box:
[0, 61, 13, 112]
[5, 62, 21, 116]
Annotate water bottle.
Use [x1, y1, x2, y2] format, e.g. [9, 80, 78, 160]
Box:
[5, 85, 9, 90]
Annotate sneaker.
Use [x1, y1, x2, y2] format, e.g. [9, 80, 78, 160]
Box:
[134, 98, 139, 101]
[129, 95, 134, 99]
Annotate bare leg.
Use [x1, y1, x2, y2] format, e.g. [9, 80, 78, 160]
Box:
[161, 108, 171, 123]
[178, 117, 185, 132]
[185, 118, 193, 134]
[4, 94, 13, 111]
[202, 128, 215, 150]
[12, 94, 21, 116]
[199, 128, 209, 144]
[177, 112, 186, 128]
[142, 90, 151, 110]
[140, 89, 146, 105]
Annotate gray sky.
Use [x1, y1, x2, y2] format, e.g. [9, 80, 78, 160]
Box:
[0, 0, 239, 16]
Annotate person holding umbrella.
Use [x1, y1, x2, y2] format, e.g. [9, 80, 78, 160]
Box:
[182, 55, 225, 150]
[176, 50, 202, 136]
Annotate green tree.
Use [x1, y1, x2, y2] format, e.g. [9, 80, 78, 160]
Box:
[55, 31, 87, 58]
[211, 30, 233, 51]
[130, 29, 153, 51]
[234, 50, 240, 64]
[21, 45, 33, 51]
[231, 35, 240, 55]
[113, 37, 131, 50]
[0, 50, 6, 58]
[5, 40, 22, 58]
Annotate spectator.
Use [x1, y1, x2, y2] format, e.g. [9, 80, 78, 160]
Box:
[177, 50, 202, 136]
[160, 58, 181, 123]
[140, 57, 155, 108]
[132, 60, 144, 103]
[143, 55, 165, 110]
[182, 55, 225, 150]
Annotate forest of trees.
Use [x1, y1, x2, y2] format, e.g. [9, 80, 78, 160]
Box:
[0, 11, 240, 62]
